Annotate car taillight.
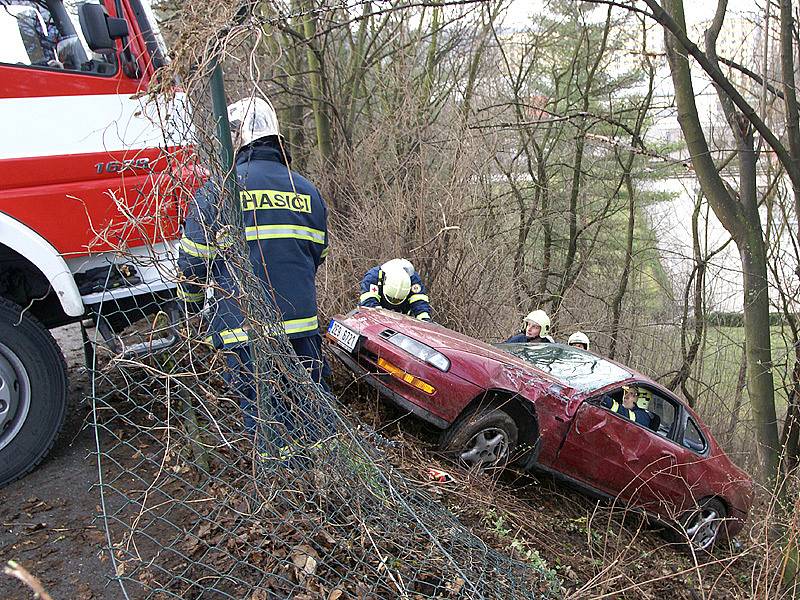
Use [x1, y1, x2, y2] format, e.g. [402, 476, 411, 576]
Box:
[381, 330, 450, 372]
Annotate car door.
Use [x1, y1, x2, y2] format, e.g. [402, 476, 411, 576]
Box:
[667, 411, 714, 513]
[554, 398, 634, 496]
[555, 386, 691, 514]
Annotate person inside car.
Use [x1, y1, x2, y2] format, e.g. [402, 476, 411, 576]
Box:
[602, 385, 651, 428]
[506, 310, 554, 343]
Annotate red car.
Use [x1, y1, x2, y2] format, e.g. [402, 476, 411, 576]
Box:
[326, 307, 753, 551]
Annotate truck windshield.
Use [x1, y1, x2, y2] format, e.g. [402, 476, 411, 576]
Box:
[497, 343, 632, 391]
[0, 0, 116, 75]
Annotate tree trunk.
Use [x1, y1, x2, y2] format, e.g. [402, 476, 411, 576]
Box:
[740, 232, 780, 480]
[778, 0, 800, 478]
[608, 172, 635, 361]
[782, 387, 800, 474]
[301, 1, 334, 170]
[725, 343, 747, 446]
[342, 0, 371, 146]
[662, 0, 780, 482]
[536, 142, 552, 299]
[780, 0, 800, 224]
[549, 10, 611, 316]
[667, 191, 706, 405]
[285, 0, 307, 170]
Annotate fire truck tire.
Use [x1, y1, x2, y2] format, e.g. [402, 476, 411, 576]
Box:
[0, 297, 68, 488]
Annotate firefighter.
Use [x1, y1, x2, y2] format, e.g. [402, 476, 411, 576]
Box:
[505, 310, 552, 343]
[602, 385, 652, 427]
[177, 96, 329, 455]
[359, 260, 432, 321]
[568, 331, 590, 350]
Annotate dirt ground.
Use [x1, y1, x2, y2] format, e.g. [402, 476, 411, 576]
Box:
[0, 324, 115, 600]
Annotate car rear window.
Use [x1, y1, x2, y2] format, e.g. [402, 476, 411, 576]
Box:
[683, 417, 707, 453]
[497, 343, 632, 391]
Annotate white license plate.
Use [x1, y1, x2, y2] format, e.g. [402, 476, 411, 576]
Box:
[328, 320, 360, 353]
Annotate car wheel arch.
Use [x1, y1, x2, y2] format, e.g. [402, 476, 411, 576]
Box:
[666, 495, 731, 551]
[690, 495, 730, 522]
[459, 388, 539, 449]
[701, 494, 730, 522]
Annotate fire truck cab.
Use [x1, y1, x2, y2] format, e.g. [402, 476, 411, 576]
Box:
[0, 0, 190, 486]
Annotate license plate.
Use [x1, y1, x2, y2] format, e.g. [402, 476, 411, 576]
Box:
[328, 320, 360, 353]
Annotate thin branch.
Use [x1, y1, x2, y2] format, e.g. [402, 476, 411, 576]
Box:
[717, 55, 787, 102]
[3, 561, 53, 600]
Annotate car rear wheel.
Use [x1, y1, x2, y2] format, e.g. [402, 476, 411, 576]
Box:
[0, 298, 68, 487]
[441, 408, 518, 470]
[668, 498, 727, 553]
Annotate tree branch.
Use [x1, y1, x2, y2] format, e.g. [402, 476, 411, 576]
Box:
[640, 0, 800, 189]
[718, 55, 787, 102]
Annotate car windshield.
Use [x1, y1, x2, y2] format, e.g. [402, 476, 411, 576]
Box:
[496, 343, 632, 391]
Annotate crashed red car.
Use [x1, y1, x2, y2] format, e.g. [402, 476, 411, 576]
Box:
[326, 307, 753, 551]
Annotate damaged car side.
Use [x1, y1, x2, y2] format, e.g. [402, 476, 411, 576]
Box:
[326, 307, 753, 552]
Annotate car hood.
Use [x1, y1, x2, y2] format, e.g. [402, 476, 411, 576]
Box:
[345, 307, 527, 356]
[340, 307, 572, 388]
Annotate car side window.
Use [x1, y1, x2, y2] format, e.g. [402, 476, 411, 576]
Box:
[593, 387, 678, 438]
[682, 417, 707, 453]
[0, 0, 116, 75]
[645, 392, 676, 439]
[596, 390, 623, 412]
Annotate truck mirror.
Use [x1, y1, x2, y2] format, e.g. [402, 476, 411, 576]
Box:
[77, 3, 129, 52]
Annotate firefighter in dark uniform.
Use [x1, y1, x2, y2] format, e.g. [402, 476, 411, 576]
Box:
[359, 259, 432, 320]
[505, 310, 553, 343]
[601, 385, 652, 427]
[177, 97, 329, 453]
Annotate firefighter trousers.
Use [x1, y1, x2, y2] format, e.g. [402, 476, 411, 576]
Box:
[224, 333, 334, 449]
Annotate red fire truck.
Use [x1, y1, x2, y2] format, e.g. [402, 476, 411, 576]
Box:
[0, 0, 192, 486]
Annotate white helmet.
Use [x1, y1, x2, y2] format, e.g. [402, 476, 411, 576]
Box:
[381, 258, 415, 277]
[568, 331, 590, 349]
[227, 97, 280, 149]
[380, 263, 412, 305]
[523, 310, 550, 336]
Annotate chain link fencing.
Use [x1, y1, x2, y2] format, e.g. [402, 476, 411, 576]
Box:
[85, 4, 564, 598]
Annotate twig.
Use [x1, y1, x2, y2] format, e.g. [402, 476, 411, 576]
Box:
[3, 561, 54, 600]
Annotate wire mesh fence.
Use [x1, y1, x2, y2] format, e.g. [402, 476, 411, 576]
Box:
[90, 335, 562, 598]
[67, 2, 800, 598]
[84, 7, 564, 599]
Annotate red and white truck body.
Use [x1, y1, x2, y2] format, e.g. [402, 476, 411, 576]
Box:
[0, 0, 195, 485]
[1, 0, 189, 324]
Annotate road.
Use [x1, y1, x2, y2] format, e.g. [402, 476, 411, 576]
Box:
[0, 324, 115, 600]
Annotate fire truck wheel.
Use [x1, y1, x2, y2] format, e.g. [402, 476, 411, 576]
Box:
[0, 297, 68, 487]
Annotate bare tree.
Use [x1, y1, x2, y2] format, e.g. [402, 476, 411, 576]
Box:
[644, 0, 780, 483]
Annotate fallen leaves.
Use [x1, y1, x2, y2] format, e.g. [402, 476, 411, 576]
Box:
[291, 543, 320, 579]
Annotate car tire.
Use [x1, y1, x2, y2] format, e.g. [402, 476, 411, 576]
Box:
[440, 408, 518, 470]
[0, 298, 68, 487]
[666, 497, 728, 553]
